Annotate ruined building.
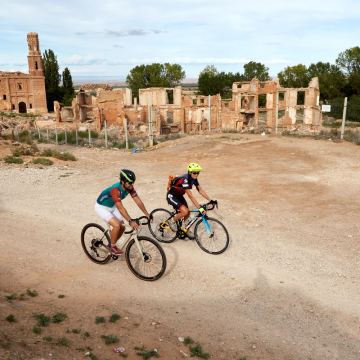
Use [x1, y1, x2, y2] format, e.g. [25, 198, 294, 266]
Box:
[0, 33, 47, 114]
[55, 76, 321, 137]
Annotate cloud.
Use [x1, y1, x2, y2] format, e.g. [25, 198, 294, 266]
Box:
[106, 29, 164, 37]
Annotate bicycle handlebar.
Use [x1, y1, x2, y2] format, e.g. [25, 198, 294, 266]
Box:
[124, 216, 150, 234]
[200, 200, 218, 212]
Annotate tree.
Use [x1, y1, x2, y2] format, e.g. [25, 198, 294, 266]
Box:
[336, 47, 360, 96]
[198, 65, 242, 97]
[242, 61, 270, 81]
[198, 65, 222, 96]
[278, 64, 311, 88]
[308, 62, 346, 100]
[43, 49, 62, 111]
[61, 67, 75, 106]
[126, 63, 185, 99]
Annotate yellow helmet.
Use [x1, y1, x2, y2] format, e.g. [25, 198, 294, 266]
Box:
[187, 162, 202, 173]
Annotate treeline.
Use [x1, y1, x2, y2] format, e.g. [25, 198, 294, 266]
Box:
[125, 46, 360, 103]
[43, 49, 75, 111]
[42, 46, 359, 120]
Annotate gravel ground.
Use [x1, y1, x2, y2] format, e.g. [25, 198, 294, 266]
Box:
[0, 134, 359, 360]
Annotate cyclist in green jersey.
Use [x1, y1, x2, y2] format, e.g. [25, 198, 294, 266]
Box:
[95, 169, 151, 255]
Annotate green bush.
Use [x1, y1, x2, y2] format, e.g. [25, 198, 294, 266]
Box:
[4, 155, 23, 164]
[40, 149, 76, 161]
[32, 157, 54, 166]
[12, 143, 39, 156]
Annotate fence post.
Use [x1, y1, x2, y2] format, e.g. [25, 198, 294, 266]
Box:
[340, 97, 348, 140]
[148, 106, 154, 147]
[123, 118, 129, 149]
[55, 127, 58, 145]
[104, 120, 108, 148]
[46, 127, 49, 142]
[275, 91, 279, 134]
[15, 128, 19, 142]
[37, 126, 41, 140]
[75, 126, 79, 146]
[208, 95, 211, 131]
[88, 125, 91, 145]
[64, 127, 67, 144]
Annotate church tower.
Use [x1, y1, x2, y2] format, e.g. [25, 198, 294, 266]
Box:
[27, 32, 44, 76]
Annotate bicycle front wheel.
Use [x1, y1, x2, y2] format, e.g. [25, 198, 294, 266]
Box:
[148, 208, 177, 243]
[81, 223, 111, 264]
[125, 236, 167, 281]
[194, 217, 229, 255]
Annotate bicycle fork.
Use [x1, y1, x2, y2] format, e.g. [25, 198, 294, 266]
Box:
[201, 215, 214, 237]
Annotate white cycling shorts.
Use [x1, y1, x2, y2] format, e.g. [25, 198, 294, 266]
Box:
[94, 202, 124, 223]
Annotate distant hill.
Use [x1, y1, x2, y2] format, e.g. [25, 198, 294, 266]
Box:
[73, 76, 198, 88]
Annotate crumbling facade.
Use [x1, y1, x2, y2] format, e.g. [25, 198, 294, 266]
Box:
[0, 33, 47, 114]
[54, 78, 321, 136]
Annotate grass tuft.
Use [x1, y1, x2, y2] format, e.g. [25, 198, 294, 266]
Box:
[100, 334, 119, 345]
[189, 344, 210, 359]
[51, 312, 67, 323]
[135, 346, 159, 359]
[95, 316, 106, 324]
[4, 155, 23, 164]
[5, 293, 17, 301]
[26, 289, 38, 297]
[32, 157, 53, 166]
[56, 337, 71, 347]
[109, 313, 121, 323]
[5, 314, 17, 323]
[32, 326, 42, 334]
[34, 313, 51, 327]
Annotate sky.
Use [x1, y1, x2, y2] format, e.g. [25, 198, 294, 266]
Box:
[0, 0, 359, 82]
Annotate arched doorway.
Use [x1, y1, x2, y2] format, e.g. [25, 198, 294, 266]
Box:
[19, 102, 27, 113]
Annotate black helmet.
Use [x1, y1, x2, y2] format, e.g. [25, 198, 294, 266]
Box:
[119, 169, 136, 184]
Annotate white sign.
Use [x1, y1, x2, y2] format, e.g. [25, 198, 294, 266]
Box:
[322, 104, 331, 112]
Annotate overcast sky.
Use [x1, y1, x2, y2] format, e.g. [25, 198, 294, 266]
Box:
[0, 0, 359, 81]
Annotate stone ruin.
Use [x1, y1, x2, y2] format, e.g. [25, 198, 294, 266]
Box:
[54, 78, 321, 136]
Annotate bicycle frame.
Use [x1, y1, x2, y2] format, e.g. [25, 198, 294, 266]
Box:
[169, 208, 214, 237]
[105, 224, 145, 257]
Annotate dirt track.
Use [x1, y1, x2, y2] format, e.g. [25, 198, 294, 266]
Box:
[1, 133, 360, 360]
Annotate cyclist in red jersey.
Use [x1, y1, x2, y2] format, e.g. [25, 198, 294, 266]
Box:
[166, 162, 216, 231]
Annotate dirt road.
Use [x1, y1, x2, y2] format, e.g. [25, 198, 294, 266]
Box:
[1, 134, 359, 359]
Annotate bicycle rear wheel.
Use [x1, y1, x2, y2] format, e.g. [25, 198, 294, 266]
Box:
[81, 223, 111, 264]
[125, 236, 167, 281]
[194, 217, 229, 255]
[148, 208, 178, 243]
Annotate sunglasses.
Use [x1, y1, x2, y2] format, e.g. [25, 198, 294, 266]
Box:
[191, 172, 200, 175]
[123, 181, 134, 186]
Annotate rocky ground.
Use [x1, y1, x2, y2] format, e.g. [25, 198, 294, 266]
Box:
[0, 133, 359, 360]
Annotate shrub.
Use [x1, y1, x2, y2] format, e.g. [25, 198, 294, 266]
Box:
[26, 289, 38, 297]
[12, 143, 39, 156]
[109, 313, 121, 323]
[40, 149, 76, 161]
[4, 156, 23, 164]
[34, 313, 51, 327]
[32, 157, 54, 166]
[52, 312, 67, 323]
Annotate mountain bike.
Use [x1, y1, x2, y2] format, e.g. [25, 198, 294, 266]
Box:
[148, 201, 229, 255]
[81, 216, 167, 281]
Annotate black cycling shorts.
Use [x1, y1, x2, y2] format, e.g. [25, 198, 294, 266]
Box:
[166, 192, 188, 210]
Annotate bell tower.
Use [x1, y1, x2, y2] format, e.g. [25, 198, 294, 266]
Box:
[27, 32, 44, 76]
